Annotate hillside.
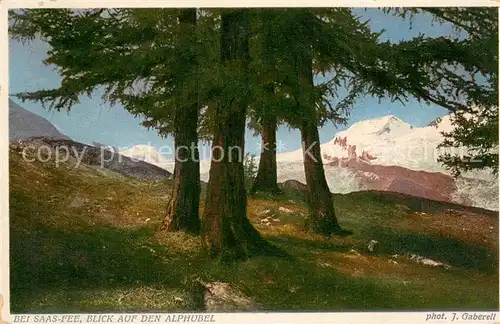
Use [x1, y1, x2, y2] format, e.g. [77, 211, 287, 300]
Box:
[10, 138, 172, 180]
[9, 99, 71, 141]
[119, 145, 175, 171]
[9, 144, 498, 312]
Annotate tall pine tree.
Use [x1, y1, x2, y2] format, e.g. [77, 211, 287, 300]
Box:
[9, 8, 211, 234]
[201, 10, 280, 259]
[246, 8, 497, 236]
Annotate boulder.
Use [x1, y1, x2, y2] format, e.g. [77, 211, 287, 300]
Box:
[196, 280, 258, 311]
[367, 240, 378, 252]
[280, 179, 308, 192]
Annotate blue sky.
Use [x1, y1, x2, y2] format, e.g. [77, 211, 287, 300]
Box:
[9, 8, 455, 157]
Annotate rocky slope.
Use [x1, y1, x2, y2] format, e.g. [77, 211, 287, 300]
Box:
[9, 100, 171, 180]
[11, 138, 172, 180]
[9, 99, 71, 141]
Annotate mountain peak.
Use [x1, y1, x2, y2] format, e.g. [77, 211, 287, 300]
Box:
[129, 144, 156, 150]
[343, 114, 411, 138]
[119, 144, 172, 170]
[9, 99, 71, 142]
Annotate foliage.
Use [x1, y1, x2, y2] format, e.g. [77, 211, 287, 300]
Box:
[9, 8, 497, 149]
[243, 153, 258, 192]
[9, 8, 499, 245]
[9, 9, 218, 138]
[384, 8, 498, 175]
[438, 107, 498, 176]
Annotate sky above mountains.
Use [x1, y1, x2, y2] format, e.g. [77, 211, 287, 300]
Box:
[9, 8, 455, 156]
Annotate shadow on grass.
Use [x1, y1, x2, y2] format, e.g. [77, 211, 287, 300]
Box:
[371, 227, 498, 273]
[346, 190, 498, 217]
[266, 234, 350, 255]
[9, 181, 498, 312]
[204, 249, 498, 311]
[10, 224, 205, 313]
[10, 220, 498, 312]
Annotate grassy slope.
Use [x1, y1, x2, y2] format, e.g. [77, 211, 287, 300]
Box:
[9, 146, 499, 312]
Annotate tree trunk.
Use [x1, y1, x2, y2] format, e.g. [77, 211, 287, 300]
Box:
[296, 34, 347, 237]
[161, 8, 201, 234]
[300, 118, 344, 236]
[251, 114, 281, 194]
[162, 111, 201, 234]
[202, 10, 276, 260]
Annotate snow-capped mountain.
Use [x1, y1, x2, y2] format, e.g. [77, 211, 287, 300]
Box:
[277, 114, 498, 211]
[118, 144, 213, 178]
[9, 99, 71, 141]
[119, 145, 175, 171]
[120, 114, 497, 210]
[278, 114, 455, 172]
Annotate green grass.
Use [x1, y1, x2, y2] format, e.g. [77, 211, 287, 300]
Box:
[9, 147, 499, 312]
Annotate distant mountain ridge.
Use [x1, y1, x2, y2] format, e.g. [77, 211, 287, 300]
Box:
[119, 145, 175, 171]
[278, 114, 457, 173]
[9, 99, 71, 141]
[12, 98, 494, 210]
[11, 137, 172, 180]
[276, 114, 498, 211]
[9, 100, 171, 180]
[123, 114, 497, 210]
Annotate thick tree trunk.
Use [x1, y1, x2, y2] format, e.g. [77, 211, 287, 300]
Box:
[202, 107, 268, 260]
[202, 11, 276, 260]
[300, 118, 343, 236]
[251, 114, 281, 195]
[161, 8, 201, 234]
[296, 37, 347, 237]
[162, 111, 201, 234]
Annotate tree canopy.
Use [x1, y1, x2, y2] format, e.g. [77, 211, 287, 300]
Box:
[9, 8, 498, 256]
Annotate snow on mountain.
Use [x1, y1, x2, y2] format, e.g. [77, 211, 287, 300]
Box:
[9, 99, 71, 141]
[340, 115, 413, 138]
[277, 114, 498, 211]
[118, 144, 216, 179]
[278, 114, 456, 173]
[119, 114, 497, 210]
[119, 145, 175, 171]
[276, 160, 366, 194]
[322, 114, 458, 172]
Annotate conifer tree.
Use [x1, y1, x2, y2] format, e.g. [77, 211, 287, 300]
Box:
[9, 8, 211, 234]
[247, 8, 497, 236]
[247, 12, 282, 195]
[10, 7, 496, 254]
[382, 8, 498, 176]
[200, 9, 279, 259]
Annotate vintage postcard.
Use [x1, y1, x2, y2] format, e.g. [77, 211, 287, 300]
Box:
[1, 2, 499, 324]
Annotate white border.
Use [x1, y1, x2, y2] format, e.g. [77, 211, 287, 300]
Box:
[1, 1, 10, 324]
[5, 312, 500, 323]
[3, 0, 500, 7]
[0, 2, 499, 324]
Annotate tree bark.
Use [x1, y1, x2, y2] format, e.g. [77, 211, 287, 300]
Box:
[251, 114, 282, 195]
[202, 10, 275, 260]
[161, 8, 201, 234]
[296, 36, 347, 236]
[162, 110, 201, 234]
[300, 118, 343, 236]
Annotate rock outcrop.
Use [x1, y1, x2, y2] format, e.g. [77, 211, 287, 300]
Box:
[280, 179, 308, 192]
[11, 137, 172, 180]
[196, 280, 258, 312]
